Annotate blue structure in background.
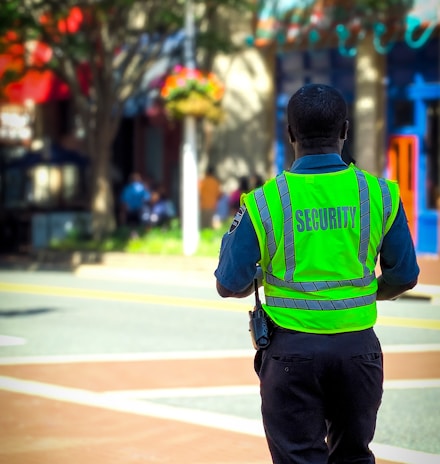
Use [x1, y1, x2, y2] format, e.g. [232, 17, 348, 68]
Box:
[274, 38, 440, 254]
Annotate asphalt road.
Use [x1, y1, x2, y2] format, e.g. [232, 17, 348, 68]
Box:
[0, 269, 439, 464]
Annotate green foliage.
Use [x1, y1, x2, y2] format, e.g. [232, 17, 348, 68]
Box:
[49, 221, 229, 257]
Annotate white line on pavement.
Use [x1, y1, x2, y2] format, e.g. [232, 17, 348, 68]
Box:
[370, 443, 440, 464]
[103, 385, 260, 399]
[0, 375, 265, 437]
[384, 378, 440, 389]
[0, 375, 438, 464]
[0, 349, 254, 365]
[382, 344, 440, 353]
[103, 378, 440, 401]
[0, 344, 438, 365]
[0, 335, 26, 347]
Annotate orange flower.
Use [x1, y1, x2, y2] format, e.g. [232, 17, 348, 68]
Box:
[160, 66, 224, 103]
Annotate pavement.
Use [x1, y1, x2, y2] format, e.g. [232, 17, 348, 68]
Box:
[1, 251, 439, 302]
[1, 252, 440, 463]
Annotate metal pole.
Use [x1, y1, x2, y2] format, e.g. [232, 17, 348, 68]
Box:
[181, 0, 199, 256]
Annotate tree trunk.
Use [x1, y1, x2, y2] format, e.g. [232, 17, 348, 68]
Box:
[88, 122, 117, 240]
[354, 31, 387, 176]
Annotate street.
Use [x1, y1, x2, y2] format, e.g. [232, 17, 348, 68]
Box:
[0, 268, 439, 464]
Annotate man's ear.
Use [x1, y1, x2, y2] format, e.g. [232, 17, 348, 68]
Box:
[287, 125, 295, 143]
[340, 120, 349, 140]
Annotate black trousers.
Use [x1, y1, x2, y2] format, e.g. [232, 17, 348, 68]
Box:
[254, 327, 383, 464]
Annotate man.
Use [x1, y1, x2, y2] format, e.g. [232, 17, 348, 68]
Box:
[215, 84, 419, 464]
[119, 172, 150, 227]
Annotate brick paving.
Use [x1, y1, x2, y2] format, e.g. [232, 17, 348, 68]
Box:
[1, 351, 439, 464]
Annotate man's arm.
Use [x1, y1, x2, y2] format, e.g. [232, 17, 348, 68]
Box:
[214, 207, 261, 298]
[377, 202, 419, 300]
[376, 275, 418, 300]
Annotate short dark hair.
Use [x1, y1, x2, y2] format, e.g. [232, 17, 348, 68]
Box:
[287, 84, 347, 146]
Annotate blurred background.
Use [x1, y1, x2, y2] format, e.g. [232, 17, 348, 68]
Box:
[0, 3, 439, 462]
[0, 0, 438, 282]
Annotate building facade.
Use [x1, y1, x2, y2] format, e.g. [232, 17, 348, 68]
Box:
[273, 37, 439, 254]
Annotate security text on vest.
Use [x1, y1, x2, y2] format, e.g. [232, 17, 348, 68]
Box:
[295, 206, 357, 232]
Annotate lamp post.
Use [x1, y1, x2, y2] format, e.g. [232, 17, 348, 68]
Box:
[181, 0, 199, 256]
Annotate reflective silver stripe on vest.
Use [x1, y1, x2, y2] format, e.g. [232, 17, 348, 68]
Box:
[276, 175, 295, 281]
[376, 178, 393, 255]
[266, 273, 375, 290]
[266, 293, 376, 310]
[254, 187, 275, 275]
[355, 169, 371, 280]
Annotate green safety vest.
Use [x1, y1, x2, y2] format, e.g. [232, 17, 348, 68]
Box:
[243, 165, 400, 334]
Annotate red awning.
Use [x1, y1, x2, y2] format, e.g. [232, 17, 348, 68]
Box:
[0, 7, 84, 104]
[3, 70, 70, 104]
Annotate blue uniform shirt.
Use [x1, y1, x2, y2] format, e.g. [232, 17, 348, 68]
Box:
[215, 154, 420, 293]
[121, 181, 150, 212]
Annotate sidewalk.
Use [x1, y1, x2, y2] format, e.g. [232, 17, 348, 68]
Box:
[76, 252, 218, 288]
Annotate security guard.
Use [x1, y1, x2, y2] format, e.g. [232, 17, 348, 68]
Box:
[215, 84, 419, 464]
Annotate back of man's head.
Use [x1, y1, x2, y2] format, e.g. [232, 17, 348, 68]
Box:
[287, 84, 347, 146]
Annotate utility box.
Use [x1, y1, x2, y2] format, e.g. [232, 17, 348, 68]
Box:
[32, 212, 92, 249]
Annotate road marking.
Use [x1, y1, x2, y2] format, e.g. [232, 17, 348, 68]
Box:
[370, 443, 440, 464]
[0, 375, 265, 436]
[382, 344, 440, 353]
[103, 385, 260, 399]
[0, 335, 26, 346]
[102, 378, 440, 401]
[377, 315, 440, 330]
[0, 344, 438, 365]
[384, 378, 440, 389]
[1, 282, 440, 330]
[0, 375, 438, 464]
[0, 343, 440, 365]
[0, 349, 255, 365]
[0, 282, 251, 312]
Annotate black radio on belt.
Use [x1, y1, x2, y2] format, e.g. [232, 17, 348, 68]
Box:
[249, 279, 272, 350]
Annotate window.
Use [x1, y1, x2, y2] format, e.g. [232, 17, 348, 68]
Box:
[426, 100, 439, 209]
[393, 100, 413, 127]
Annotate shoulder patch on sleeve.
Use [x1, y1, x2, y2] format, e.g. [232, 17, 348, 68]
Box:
[228, 205, 246, 234]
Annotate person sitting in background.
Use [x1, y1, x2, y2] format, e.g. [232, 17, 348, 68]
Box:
[213, 190, 231, 229]
[149, 187, 176, 227]
[119, 172, 150, 228]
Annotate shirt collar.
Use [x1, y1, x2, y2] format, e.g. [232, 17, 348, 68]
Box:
[289, 154, 348, 174]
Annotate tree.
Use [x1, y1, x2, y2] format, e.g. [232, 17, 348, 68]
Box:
[0, 0, 253, 238]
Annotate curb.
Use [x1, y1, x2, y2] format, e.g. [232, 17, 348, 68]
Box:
[74, 264, 216, 288]
[1, 252, 439, 302]
[401, 284, 440, 304]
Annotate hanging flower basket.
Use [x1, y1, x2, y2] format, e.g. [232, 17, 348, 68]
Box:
[160, 66, 225, 123]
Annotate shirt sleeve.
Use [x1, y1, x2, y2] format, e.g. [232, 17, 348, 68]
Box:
[379, 201, 420, 285]
[214, 207, 261, 293]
